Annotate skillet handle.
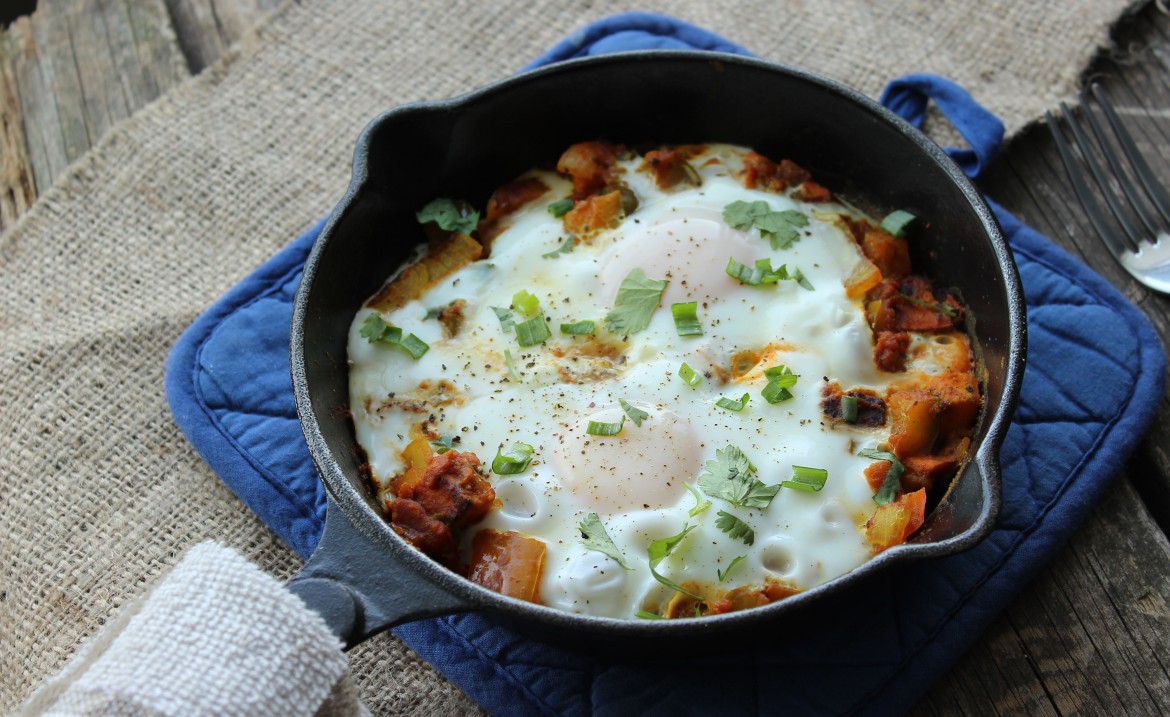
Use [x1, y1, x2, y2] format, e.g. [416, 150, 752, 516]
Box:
[286, 495, 469, 649]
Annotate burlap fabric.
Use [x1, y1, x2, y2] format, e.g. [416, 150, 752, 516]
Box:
[0, 0, 1142, 713]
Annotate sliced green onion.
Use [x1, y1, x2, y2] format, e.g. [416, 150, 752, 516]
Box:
[504, 348, 520, 382]
[635, 610, 665, 620]
[560, 320, 596, 335]
[548, 198, 575, 218]
[859, 448, 905, 505]
[512, 290, 540, 317]
[683, 482, 711, 517]
[492, 442, 534, 475]
[671, 301, 703, 337]
[678, 362, 703, 387]
[880, 209, 917, 237]
[762, 381, 794, 404]
[841, 394, 859, 423]
[619, 398, 649, 427]
[515, 316, 551, 347]
[647, 524, 701, 600]
[587, 415, 626, 436]
[359, 314, 429, 359]
[715, 393, 751, 412]
[762, 365, 798, 404]
[717, 555, 747, 583]
[783, 465, 828, 492]
[726, 257, 781, 286]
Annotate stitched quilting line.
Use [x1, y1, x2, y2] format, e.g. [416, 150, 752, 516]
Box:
[844, 235, 1151, 714]
[190, 246, 326, 537]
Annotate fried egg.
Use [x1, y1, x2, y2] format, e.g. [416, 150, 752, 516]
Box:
[348, 143, 968, 619]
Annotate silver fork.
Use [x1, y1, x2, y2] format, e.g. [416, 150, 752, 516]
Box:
[1045, 83, 1170, 294]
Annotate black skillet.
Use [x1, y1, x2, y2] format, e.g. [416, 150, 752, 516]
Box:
[285, 51, 1026, 650]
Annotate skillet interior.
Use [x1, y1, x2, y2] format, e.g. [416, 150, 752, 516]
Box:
[291, 51, 1024, 643]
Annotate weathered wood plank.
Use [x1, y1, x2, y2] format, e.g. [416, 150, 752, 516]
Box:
[914, 478, 1170, 716]
[164, 0, 281, 73]
[0, 44, 34, 227]
[0, 0, 193, 232]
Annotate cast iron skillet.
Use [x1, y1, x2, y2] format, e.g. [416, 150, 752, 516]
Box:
[286, 51, 1026, 650]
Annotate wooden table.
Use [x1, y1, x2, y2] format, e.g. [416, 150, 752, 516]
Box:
[4, 2, 1169, 714]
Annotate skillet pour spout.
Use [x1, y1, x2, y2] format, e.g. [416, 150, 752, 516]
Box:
[288, 50, 1026, 650]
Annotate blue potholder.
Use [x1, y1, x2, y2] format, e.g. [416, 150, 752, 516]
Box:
[165, 13, 1166, 716]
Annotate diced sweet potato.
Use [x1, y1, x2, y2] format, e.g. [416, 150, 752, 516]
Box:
[902, 453, 960, 493]
[866, 488, 927, 551]
[845, 258, 882, 299]
[886, 387, 941, 458]
[562, 190, 623, 236]
[475, 177, 551, 254]
[861, 228, 911, 278]
[467, 529, 547, 602]
[795, 180, 833, 203]
[557, 141, 621, 199]
[367, 233, 483, 311]
[742, 152, 811, 192]
[921, 372, 982, 439]
[640, 149, 701, 189]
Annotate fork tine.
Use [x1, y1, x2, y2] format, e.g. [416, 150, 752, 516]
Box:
[1045, 106, 1141, 258]
[1090, 82, 1170, 232]
[1079, 89, 1165, 240]
[1056, 101, 1146, 254]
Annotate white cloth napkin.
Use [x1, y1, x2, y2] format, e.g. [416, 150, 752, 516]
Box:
[16, 542, 365, 717]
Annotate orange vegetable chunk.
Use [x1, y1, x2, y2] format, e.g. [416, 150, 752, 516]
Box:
[866, 488, 927, 551]
[467, 529, 547, 603]
[562, 190, 623, 236]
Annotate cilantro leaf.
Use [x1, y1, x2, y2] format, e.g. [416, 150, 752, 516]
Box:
[541, 236, 577, 259]
[491, 306, 515, 332]
[647, 524, 701, 599]
[579, 513, 632, 570]
[416, 198, 479, 234]
[619, 398, 650, 427]
[723, 200, 770, 231]
[697, 445, 781, 510]
[715, 511, 755, 545]
[430, 434, 456, 454]
[605, 268, 668, 335]
[723, 200, 809, 250]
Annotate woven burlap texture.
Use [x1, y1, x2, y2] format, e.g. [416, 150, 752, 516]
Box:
[0, 0, 1138, 713]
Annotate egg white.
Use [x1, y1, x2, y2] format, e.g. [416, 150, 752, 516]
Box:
[348, 145, 914, 618]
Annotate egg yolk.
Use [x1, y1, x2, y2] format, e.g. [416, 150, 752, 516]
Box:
[551, 406, 701, 512]
[598, 214, 761, 306]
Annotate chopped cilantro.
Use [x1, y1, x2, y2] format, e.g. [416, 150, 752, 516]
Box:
[579, 513, 632, 570]
[541, 236, 577, 259]
[723, 200, 810, 249]
[715, 511, 756, 545]
[619, 398, 649, 427]
[697, 445, 780, 509]
[416, 198, 479, 234]
[605, 268, 669, 335]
